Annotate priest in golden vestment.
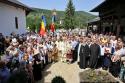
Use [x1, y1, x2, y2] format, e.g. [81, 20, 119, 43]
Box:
[61, 37, 68, 62]
[58, 39, 63, 61]
[52, 44, 59, 62]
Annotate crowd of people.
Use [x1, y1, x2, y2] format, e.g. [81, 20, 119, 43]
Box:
[0, 30, 125, 83]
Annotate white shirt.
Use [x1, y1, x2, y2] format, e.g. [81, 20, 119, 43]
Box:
[119, 48, 125, 56]
[43, 45, 47, 54]
[100, 45, 105, 56]
[78, 43, 81, 56]
[110, 40, 117, 48]
[114, 50, 121, 56]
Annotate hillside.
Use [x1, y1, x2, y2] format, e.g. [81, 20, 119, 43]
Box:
[26, 8, 96, 30]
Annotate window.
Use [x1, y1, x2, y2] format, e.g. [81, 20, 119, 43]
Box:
[15, 17, 18, 29]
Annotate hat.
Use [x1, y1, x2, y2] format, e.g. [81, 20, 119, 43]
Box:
[12, 38, 17, 43]
[12, 38, 18, 46]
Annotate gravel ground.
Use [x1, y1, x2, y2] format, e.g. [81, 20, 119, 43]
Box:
[39, 61, 83, 83]
[36, 61, 122, 83]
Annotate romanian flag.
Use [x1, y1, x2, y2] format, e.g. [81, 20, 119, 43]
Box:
[50, 23, 55, 32]
[40, 15, 46, 36]
[50, 15, 56, 32]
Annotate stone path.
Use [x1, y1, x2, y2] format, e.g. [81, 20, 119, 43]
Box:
[39, 62, 83, 83]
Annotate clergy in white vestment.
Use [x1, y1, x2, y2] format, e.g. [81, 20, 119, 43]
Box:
[66, 41, 72, 62]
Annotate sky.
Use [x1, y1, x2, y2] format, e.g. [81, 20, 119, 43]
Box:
[19, 0, 104, 15]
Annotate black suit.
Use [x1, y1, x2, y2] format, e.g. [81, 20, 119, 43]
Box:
[89, 43, 100, 69]
[79, 44, 90, 69]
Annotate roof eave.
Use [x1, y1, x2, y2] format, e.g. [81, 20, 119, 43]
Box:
[90, 1, 106, 12]
[90, 9, 98, 12]
[0, 0, 32, 15]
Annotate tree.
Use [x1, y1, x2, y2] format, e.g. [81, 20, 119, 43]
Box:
[64, 0, 76, 29]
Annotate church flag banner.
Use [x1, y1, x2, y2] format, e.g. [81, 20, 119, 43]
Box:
[40, 15, 46, 36]
[50, 15, 56, 32]
[50, 23, 55, 32]
[52, 15, 56, 23]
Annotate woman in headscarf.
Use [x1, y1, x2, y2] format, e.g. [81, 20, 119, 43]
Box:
[110, 44, 122, 77]
[33, 54, 42, 81]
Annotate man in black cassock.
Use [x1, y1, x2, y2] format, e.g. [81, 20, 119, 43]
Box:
[71, 38, 79, 63]
[79, 37, 90, 69]
[89, 38, 100, 69]
[73, 41, 79, 62]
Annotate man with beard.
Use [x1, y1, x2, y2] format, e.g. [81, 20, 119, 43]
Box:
[79, 37, 90, 69]
[89, 37, 100, 69]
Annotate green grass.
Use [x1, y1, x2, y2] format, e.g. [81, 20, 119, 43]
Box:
[79, 69, 118, 82]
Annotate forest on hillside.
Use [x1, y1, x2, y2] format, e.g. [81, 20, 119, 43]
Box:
[26, 8, 96, 31]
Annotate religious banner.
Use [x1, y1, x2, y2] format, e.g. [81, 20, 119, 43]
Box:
[40, 15, 46, 36]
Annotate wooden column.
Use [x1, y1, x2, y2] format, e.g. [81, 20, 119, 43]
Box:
[116, 24, 120, 37]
